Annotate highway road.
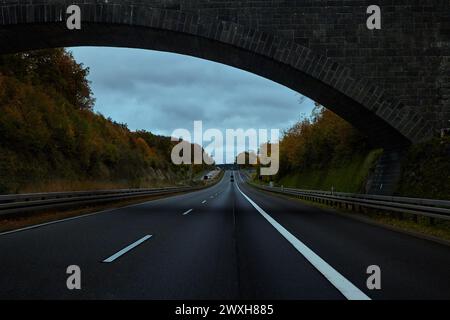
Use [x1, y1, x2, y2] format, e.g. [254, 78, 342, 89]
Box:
[0, 171, 449, 300]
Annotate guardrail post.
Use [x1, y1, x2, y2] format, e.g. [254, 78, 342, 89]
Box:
[358, 205, 364, 214]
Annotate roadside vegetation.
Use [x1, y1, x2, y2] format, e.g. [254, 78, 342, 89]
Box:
[0, 49, 211, 194]
[254, 105, 381, 193]
[397, 137, 450, 200]
[251, 104, 450, 200]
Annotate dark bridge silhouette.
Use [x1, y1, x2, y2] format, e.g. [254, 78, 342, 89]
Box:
[1, 0, 449, 194]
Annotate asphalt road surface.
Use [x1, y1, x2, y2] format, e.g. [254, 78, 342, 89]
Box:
[0, 171, 449, 300]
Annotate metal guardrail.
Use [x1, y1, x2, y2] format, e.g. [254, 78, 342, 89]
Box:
[0, 185, 201, 216]
[251, 184, 450, 221]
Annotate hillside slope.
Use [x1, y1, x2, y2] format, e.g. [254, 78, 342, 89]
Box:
[0, 49, 209, 193]
[256, 106, 449, 199]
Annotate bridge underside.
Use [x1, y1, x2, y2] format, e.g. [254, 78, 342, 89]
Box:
[1, 22, 415, 148]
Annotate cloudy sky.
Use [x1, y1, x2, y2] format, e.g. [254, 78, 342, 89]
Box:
[70, 47, 315, 163]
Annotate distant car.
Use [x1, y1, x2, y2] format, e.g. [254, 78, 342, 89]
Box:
[203, 175, 208, 180]
[230, 177, 234, 182]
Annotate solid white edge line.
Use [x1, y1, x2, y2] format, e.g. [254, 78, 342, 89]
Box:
[0, 195, 180, 237]
[0, 198, 162, 237]
[182, 209, 193, 216]
[235, 182, 371, 301]
[103, 235, 152, 263]
[0, 210, 104, 237]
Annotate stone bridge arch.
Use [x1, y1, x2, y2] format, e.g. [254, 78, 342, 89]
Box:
[1, 1, 447, 149]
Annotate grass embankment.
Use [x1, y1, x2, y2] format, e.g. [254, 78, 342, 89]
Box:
[258, 106, 380, 193]
[17, 177, 191, 194]
[277, 149, 382, 193]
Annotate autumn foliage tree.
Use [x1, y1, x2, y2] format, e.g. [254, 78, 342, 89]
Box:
[0, 48, 94, 110]
[276, 105, 369, 180]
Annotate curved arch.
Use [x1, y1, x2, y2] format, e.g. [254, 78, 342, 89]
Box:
[0, 2, 431, 147]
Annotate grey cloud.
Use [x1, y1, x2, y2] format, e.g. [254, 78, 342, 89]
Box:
[70, 47, 315, 161]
